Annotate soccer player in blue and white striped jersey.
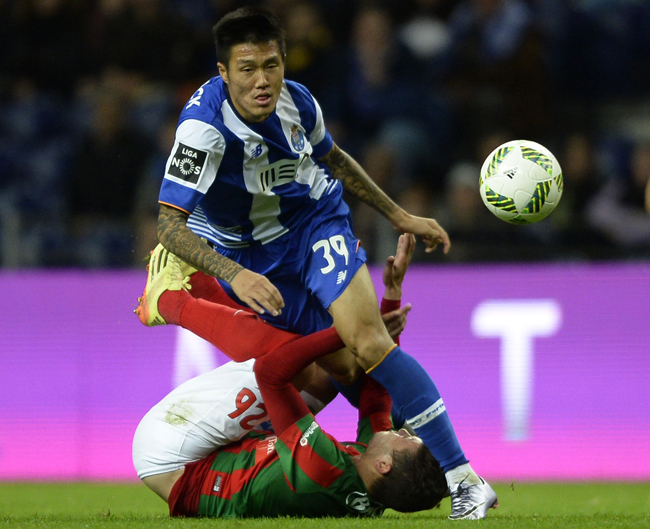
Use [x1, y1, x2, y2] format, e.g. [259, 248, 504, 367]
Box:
[150, 6, 495, 519]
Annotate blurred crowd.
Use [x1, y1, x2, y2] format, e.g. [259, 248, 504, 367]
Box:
[2, 0, 650, 267]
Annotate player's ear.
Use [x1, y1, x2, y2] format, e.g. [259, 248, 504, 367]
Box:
[374, 455, 392, 476]
[218, 62, 228, 83]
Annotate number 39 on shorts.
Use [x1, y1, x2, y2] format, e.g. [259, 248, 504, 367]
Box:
[311, 235, 349, 274]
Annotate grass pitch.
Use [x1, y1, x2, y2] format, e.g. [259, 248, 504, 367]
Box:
[0, 482, 648, 528]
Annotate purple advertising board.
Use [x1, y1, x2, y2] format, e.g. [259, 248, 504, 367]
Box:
[1, 264, 649, 481]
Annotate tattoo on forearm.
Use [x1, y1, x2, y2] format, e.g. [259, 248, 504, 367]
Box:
[157, 206, 243, 283]
[322, 144, 398, 217]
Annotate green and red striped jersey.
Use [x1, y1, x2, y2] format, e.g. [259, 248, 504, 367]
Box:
[169, 413, 387, 518]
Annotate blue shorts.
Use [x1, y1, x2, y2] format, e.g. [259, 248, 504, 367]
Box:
[216, 208, 366, 335]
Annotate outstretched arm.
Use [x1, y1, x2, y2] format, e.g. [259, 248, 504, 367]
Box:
[253, 328, 345, 435]
[157, 204, 284, 316]
[379, 233, 416, 342]
[383, 233, 415, 300]
[319, 143, 451, 254]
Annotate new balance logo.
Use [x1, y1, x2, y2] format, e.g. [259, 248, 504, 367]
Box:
[250, 144, 263, 159]
[336, 271, 347, 285]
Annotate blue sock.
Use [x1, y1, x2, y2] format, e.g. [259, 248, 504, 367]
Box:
[390, 404, 407, 429]
[329, 377, 360, 408]
[367, 346, 468, 472]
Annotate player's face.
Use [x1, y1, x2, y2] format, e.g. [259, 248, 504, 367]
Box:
[370, 428, 423, 456]
[218, 41, 284, 123]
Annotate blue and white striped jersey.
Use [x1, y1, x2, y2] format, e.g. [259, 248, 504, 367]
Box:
[159, 76, 341, 248]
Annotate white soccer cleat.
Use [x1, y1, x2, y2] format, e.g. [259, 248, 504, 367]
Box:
[448, 475, 498, 520]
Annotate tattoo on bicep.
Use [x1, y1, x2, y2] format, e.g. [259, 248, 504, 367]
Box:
[157, 206, 243, 283]
[323, 145, 396, 216]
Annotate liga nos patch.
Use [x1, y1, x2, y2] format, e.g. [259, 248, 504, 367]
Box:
[168, 143, 208, 184]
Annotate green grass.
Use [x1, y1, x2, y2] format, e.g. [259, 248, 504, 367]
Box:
[0, 482, 648, 528]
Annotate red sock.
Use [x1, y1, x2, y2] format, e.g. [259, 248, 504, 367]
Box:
[186, 271, 251, 311]
[158, 280, 345, 365]
[167, 296, 301, 362]
[158, 290, 192, 325]
[184, 271, 215, 300]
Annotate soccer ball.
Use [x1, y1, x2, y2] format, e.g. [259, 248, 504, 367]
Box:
[479, 139, 563, 224]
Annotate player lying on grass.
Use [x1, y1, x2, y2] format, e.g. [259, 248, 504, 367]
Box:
[133, 349, 446, 517]
[135, 235, 498, 519]
[133, 237, 447, 517]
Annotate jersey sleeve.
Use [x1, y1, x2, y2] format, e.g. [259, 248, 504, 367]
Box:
[356, 375, 393, 445]
[275, 414, 346, 493]
[158, 119, 225, 214]
[309, 96, 333, 159]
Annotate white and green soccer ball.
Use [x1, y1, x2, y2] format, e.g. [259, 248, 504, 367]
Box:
[479, 139, 563, 224]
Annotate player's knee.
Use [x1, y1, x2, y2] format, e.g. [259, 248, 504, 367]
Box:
[327, 362, 363, 386]
[316, 349, 362, 385]
[350, 331, 394, 369]
[253, 354, 281, 388]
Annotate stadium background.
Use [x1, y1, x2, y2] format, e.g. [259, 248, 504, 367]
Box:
[1, 0, 649, 484]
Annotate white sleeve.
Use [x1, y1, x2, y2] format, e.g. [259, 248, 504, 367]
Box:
[163, 119, 225, 194]
[309, 97, 327, 147]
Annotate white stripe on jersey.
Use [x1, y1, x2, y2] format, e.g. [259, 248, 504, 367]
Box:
[276, 86, 313, 157]
[221, 100, 289, 244]
[309, 96, 328, 147]
[278, 86, 330, 200]
[325, 179, 340, 195]
[187, 206, 249, 248]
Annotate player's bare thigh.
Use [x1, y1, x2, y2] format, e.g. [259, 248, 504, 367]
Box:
[315, 348, 362, 385]
[329, 264, 394, 371]
[142, 468, 184, 503]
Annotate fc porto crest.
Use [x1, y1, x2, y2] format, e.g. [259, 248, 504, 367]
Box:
[290, 124, 306, 152]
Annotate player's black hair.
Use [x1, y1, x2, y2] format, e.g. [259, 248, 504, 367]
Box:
[212, 6, 286, 67]
[370, 444, 448, 513]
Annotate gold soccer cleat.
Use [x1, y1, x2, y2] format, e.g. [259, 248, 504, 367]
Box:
[135, 244, 194, 326]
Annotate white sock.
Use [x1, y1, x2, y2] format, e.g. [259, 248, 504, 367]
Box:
[445, 463, 481, 488]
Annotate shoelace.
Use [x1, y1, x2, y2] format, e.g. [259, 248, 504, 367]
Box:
[449, 476, 474, 515]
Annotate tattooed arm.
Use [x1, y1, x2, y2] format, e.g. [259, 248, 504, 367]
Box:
[319, 143, 451, 254]
[157, 204, 284, 316]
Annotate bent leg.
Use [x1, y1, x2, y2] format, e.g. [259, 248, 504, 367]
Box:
[159, 290, 299, 361]
[329, 264, 395, 370]
[142, 469, 184, 503]
[186, 271, 254, 313]
[132, 360, 267, 484]
[316, 348, 364, 385]
[330, 265, 467, 473]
